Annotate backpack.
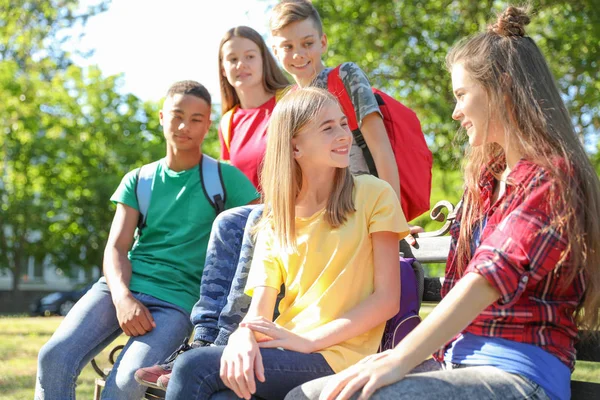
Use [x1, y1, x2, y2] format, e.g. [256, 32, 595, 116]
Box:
[219, 87, 290, 153]
[379, 257, 423, 352]
[134, 155, 225, 235]
[327, 65, 432, 221]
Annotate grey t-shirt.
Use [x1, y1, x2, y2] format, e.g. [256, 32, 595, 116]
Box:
[312, 62, 382, 175]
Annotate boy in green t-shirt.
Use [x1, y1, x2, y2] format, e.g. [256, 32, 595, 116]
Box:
[35, 81, 258, 400]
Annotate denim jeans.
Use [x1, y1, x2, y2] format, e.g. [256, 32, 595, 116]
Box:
[35, 277, 191, 400]
[191, 205, 264, 345]
[165, 345, 334, 400]
[285, 359, 550, 400]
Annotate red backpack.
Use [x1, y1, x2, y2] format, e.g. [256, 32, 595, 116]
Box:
[327, 65, 432, 221]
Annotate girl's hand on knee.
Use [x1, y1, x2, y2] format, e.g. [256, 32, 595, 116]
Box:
[243, 318, 274, 343]
[317, 351, 394, 400]
[221, 327, 265, 399]
[357, 349, 393, 365]
[241, 317, 313, 353]
[320, 355, 408, 400]
[318, 363, 365, 400]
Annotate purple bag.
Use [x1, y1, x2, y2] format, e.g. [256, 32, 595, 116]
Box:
[379, 257, 422, 352]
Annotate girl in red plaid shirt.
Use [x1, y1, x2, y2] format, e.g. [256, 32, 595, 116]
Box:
[288, 5, 600, 400]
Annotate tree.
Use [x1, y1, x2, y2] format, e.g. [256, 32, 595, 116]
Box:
[0, 1, 165, 294]
[315, 0, 600, 173]
[1, 0, 109, 68]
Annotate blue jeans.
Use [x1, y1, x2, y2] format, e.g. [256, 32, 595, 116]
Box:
[35, 277, 191, 400]
[165, 346, 335, 400]
[191, 205, 264, 345]
[285, 359, 550, 400]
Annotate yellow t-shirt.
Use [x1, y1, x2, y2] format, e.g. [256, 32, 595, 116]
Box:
[245, 175, 409, 372]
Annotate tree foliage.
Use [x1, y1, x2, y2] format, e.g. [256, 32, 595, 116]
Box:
[1, 0, 109, 68]
[315, 0, 600, 172]
[2, 0, 599, 291]
[0, 0, 165, 291]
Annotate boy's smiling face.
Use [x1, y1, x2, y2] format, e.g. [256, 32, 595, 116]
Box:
[272, 19, 327, 86]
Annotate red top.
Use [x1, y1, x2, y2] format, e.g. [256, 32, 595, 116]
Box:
[435, 158, 585, 370]
[219, 96, 276, 190]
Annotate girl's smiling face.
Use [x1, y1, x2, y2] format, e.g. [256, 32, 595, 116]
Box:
[451, 63, 503, 147]
[292, 100, 352, 169]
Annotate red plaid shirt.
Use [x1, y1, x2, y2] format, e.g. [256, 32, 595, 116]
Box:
[434, 159, 585, 370]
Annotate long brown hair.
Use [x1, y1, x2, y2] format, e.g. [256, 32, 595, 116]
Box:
[446, 5, 600, 329]
[258, 87, 355, 252]
[218, 26, 289, 115]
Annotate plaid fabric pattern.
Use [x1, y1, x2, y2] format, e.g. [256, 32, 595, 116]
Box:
[435, 159, 585, 370]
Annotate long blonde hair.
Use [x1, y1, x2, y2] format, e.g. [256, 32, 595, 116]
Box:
[258, 87, 355, 252]
[218, 26, 289, 115]
[446, 6, 600, 329]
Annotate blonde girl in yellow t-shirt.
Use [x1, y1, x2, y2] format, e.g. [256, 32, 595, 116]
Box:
[164, 87, 409, 400]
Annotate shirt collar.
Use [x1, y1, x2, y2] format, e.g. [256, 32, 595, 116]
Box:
[479, 156, 540, 191]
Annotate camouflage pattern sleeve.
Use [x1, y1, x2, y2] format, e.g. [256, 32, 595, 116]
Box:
[312, 62, 382, 125]
[337, 62, 382, 125]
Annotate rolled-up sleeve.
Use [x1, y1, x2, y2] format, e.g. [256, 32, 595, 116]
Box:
[465, 179, 567, 308]
[338, 62, 382, 125]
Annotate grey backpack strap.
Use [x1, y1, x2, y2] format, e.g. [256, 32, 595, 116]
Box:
[199, 155, 226, 215]
[135, 161, 159, 234]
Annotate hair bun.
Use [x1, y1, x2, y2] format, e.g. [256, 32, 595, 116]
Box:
[489, 6, 531, 37]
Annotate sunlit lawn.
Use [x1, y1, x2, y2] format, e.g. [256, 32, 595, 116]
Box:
[0, 314, 598, 399]
[0, 316, 127, 400]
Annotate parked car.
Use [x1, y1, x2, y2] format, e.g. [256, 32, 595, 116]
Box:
[30, 282, 95, 316]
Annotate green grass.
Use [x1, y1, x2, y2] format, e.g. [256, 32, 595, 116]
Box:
[0, 316, 127, 400]
[0, 315, 597, 399]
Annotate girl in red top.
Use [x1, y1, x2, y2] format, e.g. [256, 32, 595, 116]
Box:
[289, 6, 600, 400]
[218, 26, 289, 189]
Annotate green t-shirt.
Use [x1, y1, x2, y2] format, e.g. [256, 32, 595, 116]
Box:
[110, 157, 258, 312]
